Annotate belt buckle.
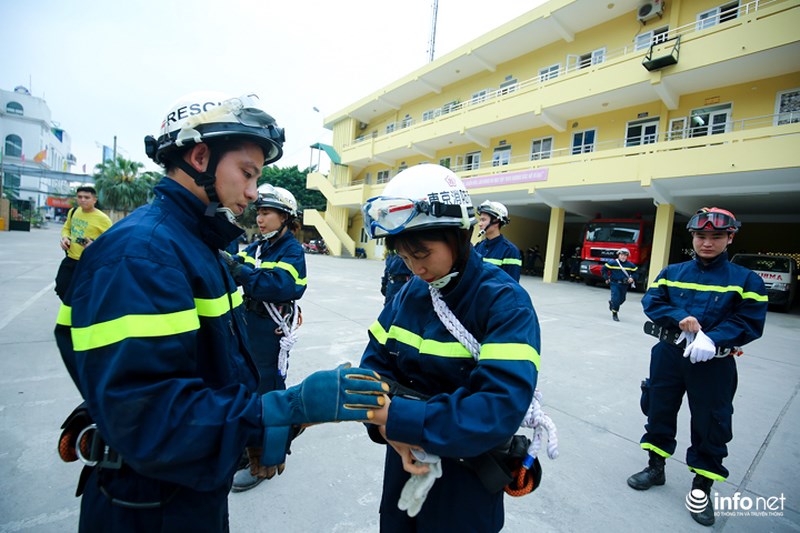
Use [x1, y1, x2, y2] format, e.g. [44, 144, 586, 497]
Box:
[76, 424, 123, 469]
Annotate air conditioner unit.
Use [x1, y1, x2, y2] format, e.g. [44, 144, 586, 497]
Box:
[637, 0, 664, 23]
[358, 121, 368, 130]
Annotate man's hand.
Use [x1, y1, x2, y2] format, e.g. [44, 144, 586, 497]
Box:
[266, 364, 388, 425]
[678, 316, 701, 333]
[218, 250, 247, 284]
[378, 424, 430, 476]
[60, 237, 71, 251]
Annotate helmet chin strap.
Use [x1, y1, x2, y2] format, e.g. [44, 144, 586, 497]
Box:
[477, 218, 500, 239]
[175, 153, 232, 220]
[262, 220, 289, 241]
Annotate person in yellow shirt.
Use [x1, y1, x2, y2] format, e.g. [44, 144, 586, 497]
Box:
[55, 186, 112, 301]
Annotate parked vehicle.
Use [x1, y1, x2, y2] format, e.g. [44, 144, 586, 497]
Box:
[578, 216, 652, 291]
[731, 253, 798, 312]
[302, 239, 329, 255]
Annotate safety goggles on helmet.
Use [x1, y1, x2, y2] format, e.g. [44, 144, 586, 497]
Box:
[362, 196, 474, 239]
[477, 200, 510, 225]
[256, 184, 298, 217]
[686, 208, 740, 233]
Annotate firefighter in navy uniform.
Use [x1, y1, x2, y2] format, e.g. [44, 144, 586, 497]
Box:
[602, 248, 637, 321]
[54, 91, 386, 533]
[380, 250, 413, 304]
[360, 165, 540, 532]
[226, 184, 307, 492]
[628, 207, 767, 527]
[474, 200, 523, 281]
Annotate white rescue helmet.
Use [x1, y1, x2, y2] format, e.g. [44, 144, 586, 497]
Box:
[477, 200, 510, 226]
[618, 248, 631, 256]
[144, 91, 285, 166]
[362, 164, 475, 239]
[256, 184, 298, 217]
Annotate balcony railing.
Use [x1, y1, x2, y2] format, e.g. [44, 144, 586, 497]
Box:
[347, 0, 786, 148]
[338, 110, 798, 185]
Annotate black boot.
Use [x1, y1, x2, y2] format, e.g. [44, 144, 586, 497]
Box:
[612, 311, 619, 322]
[688, 475, 715, 526]
[627, 451, 665, 490]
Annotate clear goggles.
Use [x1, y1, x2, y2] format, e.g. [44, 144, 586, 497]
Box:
[363, 196, 472, 238]
[176, 94, 284, 146]
[686, 209, 740, 232]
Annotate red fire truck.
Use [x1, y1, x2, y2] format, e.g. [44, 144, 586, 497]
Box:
[578, 216, 652, 291]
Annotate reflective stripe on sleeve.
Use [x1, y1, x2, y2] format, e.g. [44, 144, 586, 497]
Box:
[655, 279, 768, 302]
[56, 304, 72, 326]
[237, 252, 256, 266]
[259, 261, 308, 286]
[480, 343, 540, 369]
[482, 257, 523, 267]
[369, 321, 472, 359]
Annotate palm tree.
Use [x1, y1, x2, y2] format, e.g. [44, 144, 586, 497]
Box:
[93, 157, 158, 219]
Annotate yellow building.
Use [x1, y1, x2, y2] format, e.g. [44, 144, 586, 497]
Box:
[305, 0, 800, 286]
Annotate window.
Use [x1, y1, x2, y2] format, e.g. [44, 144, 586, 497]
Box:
[539, 64, 560, 82]
[464, 151, 481, 171]
[4, 134, 22, 157]
[442, 101, 459, 115]
[625, 118, 659, 146]
[530, 137, 553, 160]
[498, 77, 518, 96]
[377, 170, 391, 184]
[573, 48, 606, 70]
[697, 2, 739, 30]
[400, 115, 412, 129]
[471, 89, 489, 105]
[635, 26, 670, 51]
[439, 156, 452, 169]
[668, 117, 688, 140]
[571, 129, 596, 154]
[422, 109, 438, 121]
[5, 102, 23, 116]
[775, 88, 800, 125]
[689, 104, 731, 137]
[385, 123, 395, 134]
[492, 146, 511, 167]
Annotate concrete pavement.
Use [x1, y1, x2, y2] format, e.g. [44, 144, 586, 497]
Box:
[0, 224, 798, 532]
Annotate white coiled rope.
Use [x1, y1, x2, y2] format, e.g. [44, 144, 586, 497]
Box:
[429, 285, 559, 460]
[256, 242, 300, 379]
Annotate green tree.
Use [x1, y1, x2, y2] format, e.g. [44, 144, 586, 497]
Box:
[237, 165, 327, 228]
[93, 157, 159, 218]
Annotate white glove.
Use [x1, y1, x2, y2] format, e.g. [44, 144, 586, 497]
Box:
[683, 330, 716, 363]
[397, 455, 443, 518]
[676, 330, 695, 347]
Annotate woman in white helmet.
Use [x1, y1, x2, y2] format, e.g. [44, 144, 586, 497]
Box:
[224, 183, 307, 492]
[361, 164, 541, 532]
[475, 200, 523, 281]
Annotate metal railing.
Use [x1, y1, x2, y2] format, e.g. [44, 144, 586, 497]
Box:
[347, 0, 785, 147]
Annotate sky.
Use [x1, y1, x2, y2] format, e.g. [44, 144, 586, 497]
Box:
[1, 0, 545, 176]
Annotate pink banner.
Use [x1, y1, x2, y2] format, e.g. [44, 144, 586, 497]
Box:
[463, 168, 549, 189]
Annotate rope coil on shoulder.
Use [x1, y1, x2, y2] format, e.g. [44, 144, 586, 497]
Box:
[256, 242, 301, 378]
[429, 286, 559, 496]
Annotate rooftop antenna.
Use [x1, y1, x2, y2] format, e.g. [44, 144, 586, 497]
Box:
[427, 0, 439, 63]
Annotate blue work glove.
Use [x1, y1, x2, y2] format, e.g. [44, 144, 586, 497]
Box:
[262, 364, 387, 426]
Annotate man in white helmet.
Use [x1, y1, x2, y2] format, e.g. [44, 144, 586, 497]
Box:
[360, 164, 541, 532]
[602, 248, 638, 321]
[474, 200, 523, 281]
[54, 92, 386, 532]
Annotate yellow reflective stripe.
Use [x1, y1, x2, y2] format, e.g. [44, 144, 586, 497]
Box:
[688, 466, 726, 482]
[72, 309, 200, 351]
[259, 261, 308, 286]
[194, 291, 242, 317]
[655, 279, 768, 302]
[57, 304, 72, 326]
[641, 442, 671, 458]
[240, 254, 256, 266]
[482, 257, 522, 267]
[480, 343, 540, 370]
[368, 321, 472, 358]
[607, 265, 638, 271]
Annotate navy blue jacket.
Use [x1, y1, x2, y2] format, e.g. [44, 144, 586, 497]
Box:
[642, 252, 767, 348]
[55, 178, 269, 491]
[602, 259, 638, 283]
[236, 231, 307, 303]
[474, 235, 522, 281]
[362, 248, 539, 457]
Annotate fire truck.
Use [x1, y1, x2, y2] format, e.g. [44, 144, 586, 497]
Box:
[578, 216, 652, 291]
